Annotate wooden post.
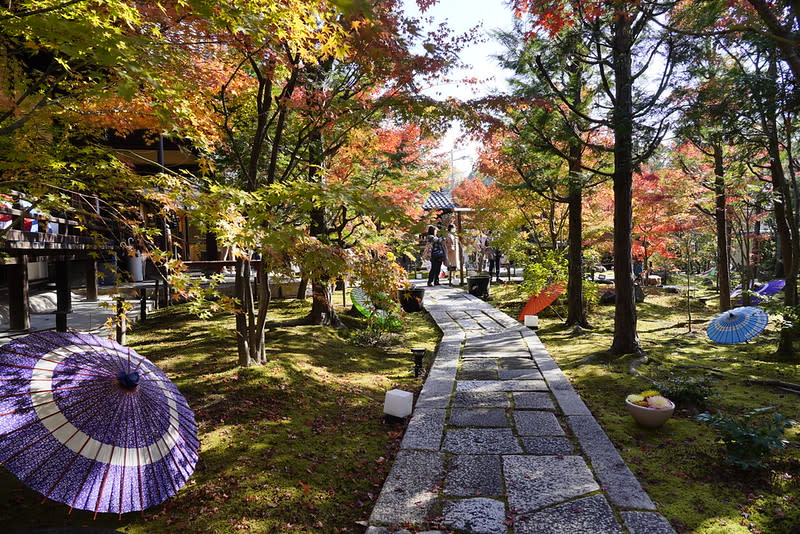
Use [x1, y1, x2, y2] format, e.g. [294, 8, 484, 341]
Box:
[457, 211, 465, 285]
[116, 298, 126, 344]
[55, 259, 72, 313]
[8, 256, 30, 330]
[85, 260, 98, 302]
[140, 288, 147, 321]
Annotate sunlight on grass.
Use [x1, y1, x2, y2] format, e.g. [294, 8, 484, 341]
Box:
[0, 296, 441, 533]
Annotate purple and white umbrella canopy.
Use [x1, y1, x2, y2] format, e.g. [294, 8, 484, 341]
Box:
[0, 332, 198, 515]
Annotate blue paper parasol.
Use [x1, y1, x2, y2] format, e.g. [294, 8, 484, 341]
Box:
[0, 332, 198, 515]
[707, 306, 769, 344]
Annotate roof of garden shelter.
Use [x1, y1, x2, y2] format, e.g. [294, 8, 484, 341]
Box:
[422, 190, 459, 211]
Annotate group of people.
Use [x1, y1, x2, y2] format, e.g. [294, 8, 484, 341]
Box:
[423, 224, 459, 286]
[423, 225, 504, 286]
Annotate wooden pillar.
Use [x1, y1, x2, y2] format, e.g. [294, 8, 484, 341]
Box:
[8, 256, 30, 330]
[139, 288, 147, 321]
[85, 260, 98, 302]
[182, 214, 190, 260]
[205, 232, 219, 261]
[457, 212, 465, 286]
[55, 259, 72, 313]
[116, 298, 126, 344]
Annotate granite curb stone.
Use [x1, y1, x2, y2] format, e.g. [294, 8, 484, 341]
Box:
[568, 415, 656, 510]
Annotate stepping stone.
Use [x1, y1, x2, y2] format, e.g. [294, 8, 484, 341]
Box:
[444, 455, 504, 496]
[497, 357, 538, 369]
[461, 359, 498, 371]
[499, 379, 548, 391]
[513, 392, 555, 410]
[503, 456, 599, 513]
[441, 497, 507, 534]
[459, 368, 498, 380]
[443, 428, 522, 454]
[450, 408, 509, 427]
[621, 511, 676, 534]
[514, 411, 565, 436]
[453, 391, 510, 408]
[401, 409, 446, 450]
[457, 380, 504, 392]
[514, 495, 623, 534]
[520, 437, 575, 455]
[499, 369, 543, 380]
[369, 450, 444, 524]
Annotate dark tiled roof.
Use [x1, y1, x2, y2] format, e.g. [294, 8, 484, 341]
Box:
[422, 190, 458, 210]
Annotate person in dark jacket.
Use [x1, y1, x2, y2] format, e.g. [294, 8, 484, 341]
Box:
[425, 225, 446, 286]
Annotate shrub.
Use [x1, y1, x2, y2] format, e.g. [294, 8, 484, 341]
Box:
[696, 407, 795, 469]
[655, 374, 715, 411]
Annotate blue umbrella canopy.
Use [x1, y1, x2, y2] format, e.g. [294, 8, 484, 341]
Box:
[707, 306, 769, 344]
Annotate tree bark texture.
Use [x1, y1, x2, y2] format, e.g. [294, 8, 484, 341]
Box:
[566, 149, 591, 328]
[609, 10, 642, 355]
[712, 144, 731, 311]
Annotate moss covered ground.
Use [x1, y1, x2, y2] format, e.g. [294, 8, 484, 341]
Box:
[492, 280, 800, 534]
[0, 295, 441, 533]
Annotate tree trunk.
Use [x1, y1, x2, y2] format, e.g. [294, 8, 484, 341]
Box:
[309, 279, 342, 327]
[712, 144, 731, 311]
[235, 257, 251, 366]
[764, 53, 798, 358]
[565, 153, 591, 328]
[609, 9, 642, 355]
[296, 277, 308, 299]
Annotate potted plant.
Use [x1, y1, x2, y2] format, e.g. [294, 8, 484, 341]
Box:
[398, 281, 425, 312]
[625, 389, 675, 428]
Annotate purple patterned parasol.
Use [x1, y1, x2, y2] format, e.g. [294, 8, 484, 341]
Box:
[0, 332, 198, 516]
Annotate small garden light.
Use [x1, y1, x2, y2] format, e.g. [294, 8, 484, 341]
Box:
[383, 389, 413, 423]
[411, 347, 426, 377]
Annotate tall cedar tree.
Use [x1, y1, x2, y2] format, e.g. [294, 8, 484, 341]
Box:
[513, 0, 675, 355]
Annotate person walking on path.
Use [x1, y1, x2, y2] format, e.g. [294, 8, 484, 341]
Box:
[424, 225, 446, 287]
[444, 223, 459, 285]
[487, 234, 503, 282]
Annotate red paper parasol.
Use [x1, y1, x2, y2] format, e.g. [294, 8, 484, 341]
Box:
[517, 282, 565, 321]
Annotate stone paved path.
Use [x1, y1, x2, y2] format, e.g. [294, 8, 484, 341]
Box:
[368, 285, 675, 534]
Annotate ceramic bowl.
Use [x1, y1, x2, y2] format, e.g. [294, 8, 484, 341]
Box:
[625, 399, 675, 428]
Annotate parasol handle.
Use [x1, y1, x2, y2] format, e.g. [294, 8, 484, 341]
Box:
[116, 371, 140, 391]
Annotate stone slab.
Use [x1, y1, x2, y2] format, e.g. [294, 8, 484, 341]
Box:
[520, 437, 575, 455]
[443, 428, 522, 454]
[514, 495, 623, 534]
[369, 450, 444, 525]
[513, 392, 555, 410]
[449, 408, 509, 427]
[567, 415, 656, 510]
[503, 455, 599, 513]
[514, 411, 565, 436]
[441, 498, 507, 534]
[453, 391, 510, 408]
[461, 359, 498, 371]
[401, 409, 445, 450]
[444, 455, 504, 496]
[499, 369, 543, 380]
[497, 357, 538, 369]
[621, 511, 676, 534]
[456, 380, 504, 392]
[459, 368, 498, 380]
